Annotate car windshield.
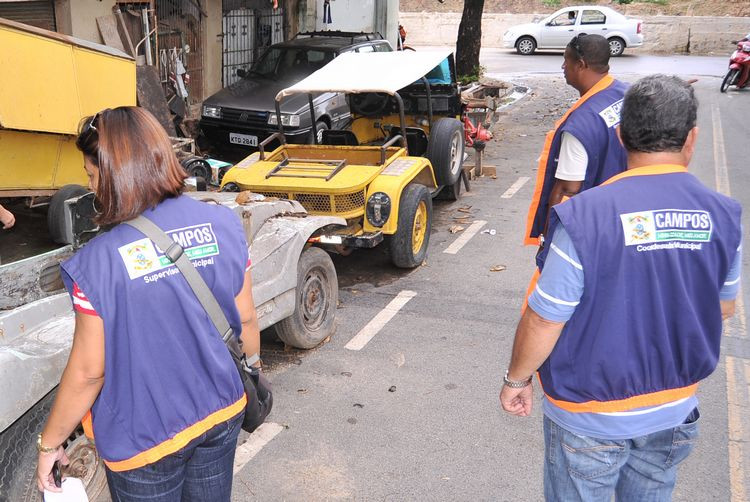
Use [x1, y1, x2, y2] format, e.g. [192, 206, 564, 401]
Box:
[250, 47, 336, 80]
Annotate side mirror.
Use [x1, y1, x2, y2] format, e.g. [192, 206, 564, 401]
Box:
[236, 68, 247, 78]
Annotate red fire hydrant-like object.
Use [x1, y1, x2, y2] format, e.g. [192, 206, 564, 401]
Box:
[463, 115, 493, 148]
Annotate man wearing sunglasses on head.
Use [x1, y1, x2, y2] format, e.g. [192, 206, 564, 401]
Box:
[523, 34, 628, 305]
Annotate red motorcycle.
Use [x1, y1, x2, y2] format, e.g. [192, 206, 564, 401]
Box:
[720, 40, 750, 92]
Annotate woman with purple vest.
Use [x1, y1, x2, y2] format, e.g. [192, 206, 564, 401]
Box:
[35, 107, 261, 501]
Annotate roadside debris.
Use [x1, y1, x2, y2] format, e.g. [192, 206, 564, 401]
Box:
[490, 265, 507, 272]
[353, 403, 365, 408]
[481, 229, 497, 236]
[449, 225, 465, 234]
[341, 371, 352, 377]
[388, 386, 397, 393]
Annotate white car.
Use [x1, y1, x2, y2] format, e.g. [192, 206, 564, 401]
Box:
[503, 6, 643, 57]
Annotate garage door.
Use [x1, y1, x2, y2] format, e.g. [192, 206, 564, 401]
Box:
[0, 1, 56, 31]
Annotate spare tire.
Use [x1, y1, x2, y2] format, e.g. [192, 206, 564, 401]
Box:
[426, 118, 465, 187]
[48, 184, 89, 244]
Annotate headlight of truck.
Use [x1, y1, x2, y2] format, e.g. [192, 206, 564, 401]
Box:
[268, 113, 301, 127]
[366, 192, 391, 227]
[202, 105, 221, 118]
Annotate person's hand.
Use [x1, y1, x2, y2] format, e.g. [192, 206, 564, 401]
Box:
[36, 446, 69, 493]
[0, 208, 14, 229]
[500, 383, 534, 417]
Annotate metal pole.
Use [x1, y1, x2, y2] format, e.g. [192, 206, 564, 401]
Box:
[275, 100, 284, 136]
[142, 8, 153, 65]
[308, 94, 318, 145]
[420, 76, 433, 129]
[393, 93, 408, 154]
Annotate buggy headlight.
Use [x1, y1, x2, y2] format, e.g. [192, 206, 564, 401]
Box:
[202, 105, 221, 118]
[268, 113, 301, 127]
[366, 192, 391, 227]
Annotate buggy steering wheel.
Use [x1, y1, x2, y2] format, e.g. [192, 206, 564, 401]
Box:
[350, 92, 391, 117]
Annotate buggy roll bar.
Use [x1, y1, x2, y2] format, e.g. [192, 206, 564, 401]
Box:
[273, 91, 411, 156]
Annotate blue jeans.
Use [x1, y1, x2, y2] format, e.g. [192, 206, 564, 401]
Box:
[105, 411, 243, 502]
[544, 408, 700, 502]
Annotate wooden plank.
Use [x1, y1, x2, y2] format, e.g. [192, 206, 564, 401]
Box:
[136, 66, 177, 136]
[96, 15, 126, 53]
[115, 11, 135, 57]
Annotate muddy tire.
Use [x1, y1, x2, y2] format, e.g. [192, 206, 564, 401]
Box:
[426, 118, 465, 187]
[48, 184, 89, 244]
[275, 247, 338, 349]
[389, 184, 432, 268]
[721, 69, 739, 93]
[0, 390, 108, 502]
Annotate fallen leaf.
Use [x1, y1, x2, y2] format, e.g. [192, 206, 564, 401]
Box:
[449, 225, 464, 234]
[353, 403, 365, 408]
[323, 336, 331, 344]
[490, 265, 507, 272]
[457, 207, 473, 213]
[388, 385, 397, 393]
[297, 388, 308, 393]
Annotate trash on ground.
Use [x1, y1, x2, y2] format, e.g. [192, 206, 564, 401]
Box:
[388, 385, 397, 393]
[490, 265, 507, 272]
[353, 403, 365, 408]
[457, 206, 473, 213]
[481, 229, 497, 236]
[449, 225, 465, 234]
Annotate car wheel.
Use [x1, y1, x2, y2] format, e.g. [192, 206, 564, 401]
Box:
[516, 36, 536, 55]
[311, 121, 329, 145]
[0, 390, 108, 502]
[721, 69, 740, 93]
[389, 184, 432, 268]
[275, 247, 338, 349]
[426, 118, 465, 187]
[436, 177, 462, 201]
[180, 156, 212, 183]
[608, 37, 625, 57]
[48, 184, 89, 244]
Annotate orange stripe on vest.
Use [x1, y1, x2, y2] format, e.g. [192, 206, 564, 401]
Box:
[523, 75, 616, 246]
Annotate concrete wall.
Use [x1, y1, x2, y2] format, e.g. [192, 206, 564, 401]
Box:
[66, 0, 115, 43]
[399, 11, 750, 56]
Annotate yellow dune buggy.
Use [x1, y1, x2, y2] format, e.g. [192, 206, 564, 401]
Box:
[220, 51, 465, 268]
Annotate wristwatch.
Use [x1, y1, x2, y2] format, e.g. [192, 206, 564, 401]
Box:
[36, 433, 58, 454]
[503, 370, 533, 388]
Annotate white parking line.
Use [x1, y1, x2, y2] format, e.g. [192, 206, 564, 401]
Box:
[501, 176, 530, 199]
[443, 220, 487, 254]
[233, 422, 284, 474]
[345, 291, 417, 351]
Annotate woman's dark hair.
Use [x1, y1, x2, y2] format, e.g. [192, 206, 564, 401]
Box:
[76, 106, 186, 225]
[620, 75, 698, 153]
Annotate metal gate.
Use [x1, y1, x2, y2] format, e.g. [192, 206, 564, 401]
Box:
[222, 6, 284, 87]
[154, 0, 205, 103]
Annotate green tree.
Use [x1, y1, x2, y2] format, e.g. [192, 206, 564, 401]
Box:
[455, 0, 486, 79]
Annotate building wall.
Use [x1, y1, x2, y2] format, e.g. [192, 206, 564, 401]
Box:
[64, 0, 115, 43]
[203, 0, 224, 99]
[399, 11, 750, 56]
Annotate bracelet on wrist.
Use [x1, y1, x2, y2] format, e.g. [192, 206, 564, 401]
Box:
[37, 433, 58, 454]
[503, 370, 533, 388]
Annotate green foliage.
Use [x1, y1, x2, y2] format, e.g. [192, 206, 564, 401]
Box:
[458, 65, 486, 85]
[542, 0, 561, 6]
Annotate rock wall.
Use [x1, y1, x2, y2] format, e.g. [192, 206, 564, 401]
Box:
[399, 11, 750, 56]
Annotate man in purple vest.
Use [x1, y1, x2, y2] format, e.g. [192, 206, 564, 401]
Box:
[500, 75, 742, 501]
[524, 34, 628, 250]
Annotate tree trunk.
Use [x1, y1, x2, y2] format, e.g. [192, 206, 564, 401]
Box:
[455, 0, 485, 78]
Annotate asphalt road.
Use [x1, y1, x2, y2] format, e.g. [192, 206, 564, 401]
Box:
[232, 53, 750, 501]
